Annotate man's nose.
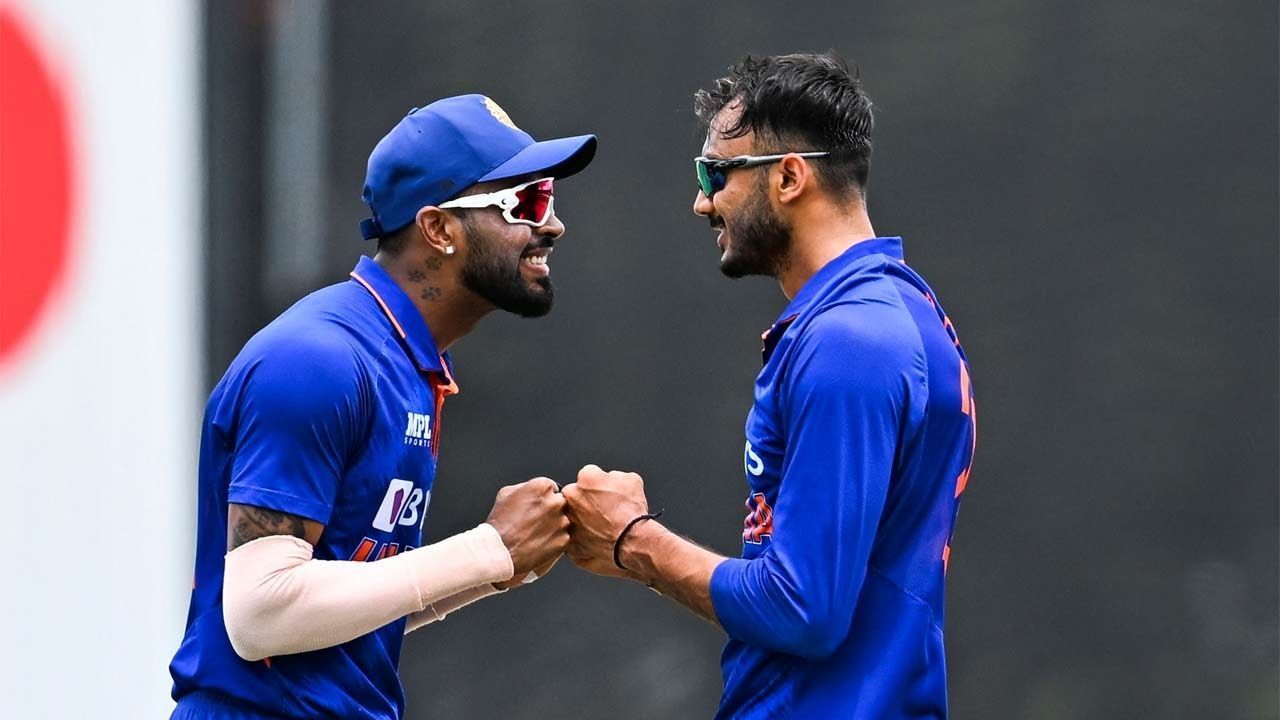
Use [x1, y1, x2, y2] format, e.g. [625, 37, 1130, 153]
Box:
[693, 190, 714, 217]
[538, 211, 566, 239]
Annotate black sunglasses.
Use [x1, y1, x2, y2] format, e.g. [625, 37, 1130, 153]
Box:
[694, 152, 830, 198]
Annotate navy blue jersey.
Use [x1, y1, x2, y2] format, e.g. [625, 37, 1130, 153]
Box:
[170, 257, 458, 719]
[709, 238, 976, 719]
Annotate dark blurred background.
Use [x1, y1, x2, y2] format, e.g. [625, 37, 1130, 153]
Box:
[202, 2, 1279, 717]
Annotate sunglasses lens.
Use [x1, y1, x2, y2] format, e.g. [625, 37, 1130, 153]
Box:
[696, 161, 724, 197]
[512, 179, 554, 224]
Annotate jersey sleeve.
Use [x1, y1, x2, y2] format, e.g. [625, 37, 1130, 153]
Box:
[709, 303, 925, 659]
[226, 331, 370, 525]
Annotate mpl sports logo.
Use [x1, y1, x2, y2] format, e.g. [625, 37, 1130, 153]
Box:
[404, 410, 432, 447]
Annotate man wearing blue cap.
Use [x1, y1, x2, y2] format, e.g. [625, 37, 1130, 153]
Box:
[169, 94, 597, 719]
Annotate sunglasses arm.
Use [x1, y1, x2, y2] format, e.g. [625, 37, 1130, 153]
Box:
[438, 192, 511, 210]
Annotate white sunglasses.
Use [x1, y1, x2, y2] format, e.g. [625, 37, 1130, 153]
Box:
[438, 177, 556, 227]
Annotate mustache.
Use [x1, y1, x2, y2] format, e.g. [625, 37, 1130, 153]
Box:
[709, 215, 725, 230]
[523, 238, 556, 253]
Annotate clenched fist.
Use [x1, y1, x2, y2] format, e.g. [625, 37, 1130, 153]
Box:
[563, 464, 652, 578]
[485, 477, 569, 579]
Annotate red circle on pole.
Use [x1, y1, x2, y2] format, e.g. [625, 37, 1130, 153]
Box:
[0, 6, 75, 368]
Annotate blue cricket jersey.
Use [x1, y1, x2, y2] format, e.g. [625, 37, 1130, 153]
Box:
[170, 256, 459, 719]
[709, 237, 977, 719]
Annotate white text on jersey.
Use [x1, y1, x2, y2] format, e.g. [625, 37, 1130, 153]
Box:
[404, 411, 432, 446]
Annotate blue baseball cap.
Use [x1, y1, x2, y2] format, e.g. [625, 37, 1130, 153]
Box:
[359, 94, 597, 240]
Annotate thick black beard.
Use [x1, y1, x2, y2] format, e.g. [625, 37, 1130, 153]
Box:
[719, 176, 792, 279]
[460, 223, 554, 318]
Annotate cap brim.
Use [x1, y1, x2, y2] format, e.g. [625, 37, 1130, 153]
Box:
[478, 134, 597, 183]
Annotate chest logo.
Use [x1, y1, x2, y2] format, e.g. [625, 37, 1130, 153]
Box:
[744, 441, 764, 477]
[404, 411, 432, 447]
[742, 492, 774, 545]
[372, 478, 431, 532]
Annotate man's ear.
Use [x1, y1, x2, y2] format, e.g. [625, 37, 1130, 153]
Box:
[414, 206, 460, 256]
[774, 153, 814, 205]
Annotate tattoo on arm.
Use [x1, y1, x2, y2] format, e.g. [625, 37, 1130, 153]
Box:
[228, 504, 311, 551]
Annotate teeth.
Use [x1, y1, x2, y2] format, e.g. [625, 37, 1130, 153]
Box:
[524, 255, 547, 265]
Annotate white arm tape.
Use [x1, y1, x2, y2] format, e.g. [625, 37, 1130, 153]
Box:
[404, 583, 505, 634]
[403, 561, 550, 634]
[223, 523, 513, 661]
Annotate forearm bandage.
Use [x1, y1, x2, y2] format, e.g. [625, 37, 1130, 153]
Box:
[403, 558, 551, 633]
[404, 583, 505, 634]
[223, 523, 513, 661]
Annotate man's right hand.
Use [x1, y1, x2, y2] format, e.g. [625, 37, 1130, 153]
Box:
[484, 477, 569, 577]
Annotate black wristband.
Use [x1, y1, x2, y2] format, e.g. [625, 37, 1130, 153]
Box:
[613, 509, 664, 571]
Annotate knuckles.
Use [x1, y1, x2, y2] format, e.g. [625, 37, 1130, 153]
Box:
[530, 476, 558, 494]
[575, 466, 645, 493]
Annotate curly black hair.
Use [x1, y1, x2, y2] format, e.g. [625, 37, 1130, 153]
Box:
[694, 51, 874, 198]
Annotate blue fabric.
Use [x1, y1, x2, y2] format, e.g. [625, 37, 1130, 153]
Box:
[708, 238, 977, 719]
[171, 690, 272, 719]
[169, 257, 459, 720]
[360, 94, 596, 238]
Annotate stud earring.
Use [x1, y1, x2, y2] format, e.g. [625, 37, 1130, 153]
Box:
[444, 245, 455, 256]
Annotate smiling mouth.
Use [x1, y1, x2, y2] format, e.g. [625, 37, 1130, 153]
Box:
[711, 223, 726, 251]
[709, 215, 726, 249]
[520, 246, 552, 274]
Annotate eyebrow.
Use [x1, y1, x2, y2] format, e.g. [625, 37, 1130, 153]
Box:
[699, 141, 731, 160]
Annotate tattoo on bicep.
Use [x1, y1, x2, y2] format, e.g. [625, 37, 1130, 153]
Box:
[229, 506, 307, 550]
[421, 286, 441, 302]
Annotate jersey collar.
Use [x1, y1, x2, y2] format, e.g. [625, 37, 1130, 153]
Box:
[777, 236, 904, 323]
[760, 237, 905, 363]
[349, 256, 454, 381]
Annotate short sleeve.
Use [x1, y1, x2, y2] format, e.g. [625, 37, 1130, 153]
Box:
[226, 332, 369, 524]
